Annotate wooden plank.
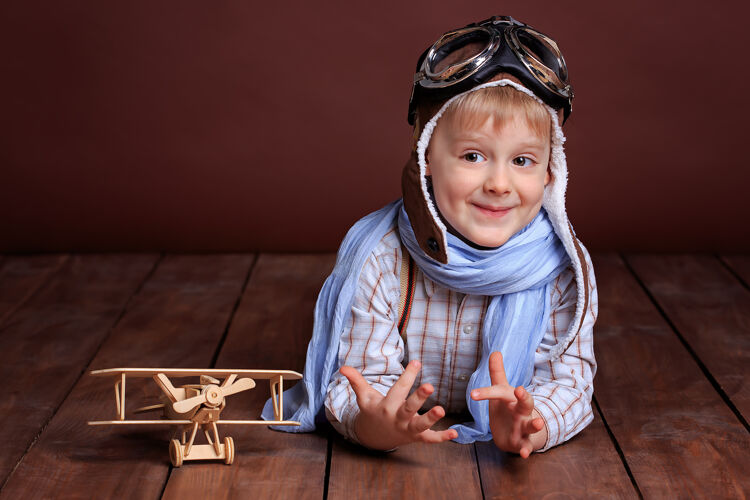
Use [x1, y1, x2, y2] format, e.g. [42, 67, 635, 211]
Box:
[0, 255, 252, 498]
[593, 253, 749, 497]
[475, 412, 637, 498]
[0, 254, 67, 326]
[626, 254, 750, 421]
[161, 254, 335, 500]
[721, 254, 750, 288]
[0, 254, 156, 486]
[328, 424, 483, 499]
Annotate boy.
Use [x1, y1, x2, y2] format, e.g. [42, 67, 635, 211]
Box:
[262, 15, 597, 458]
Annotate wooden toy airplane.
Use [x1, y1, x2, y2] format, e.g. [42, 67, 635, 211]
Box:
[88, 368, 302, 467]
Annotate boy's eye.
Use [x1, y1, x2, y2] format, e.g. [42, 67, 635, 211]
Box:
[512, 156, 533, 167]
[463, 152, 486, 163]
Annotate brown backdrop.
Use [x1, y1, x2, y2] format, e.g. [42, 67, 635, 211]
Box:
[2, 1, 748, 252]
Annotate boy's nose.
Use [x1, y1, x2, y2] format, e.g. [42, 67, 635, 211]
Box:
[483, 165, 512, 195]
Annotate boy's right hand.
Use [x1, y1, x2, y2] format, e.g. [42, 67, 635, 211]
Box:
[339, 360, 458, 451]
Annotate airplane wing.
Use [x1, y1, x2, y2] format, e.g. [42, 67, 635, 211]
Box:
[89, 368, 302, 379]
[88, 367, 302, 425]
[88, 420, 300, 426]
[88, 419, 193, 425]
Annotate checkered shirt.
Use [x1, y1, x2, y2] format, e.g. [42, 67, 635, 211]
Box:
[325, 227, 598, 452]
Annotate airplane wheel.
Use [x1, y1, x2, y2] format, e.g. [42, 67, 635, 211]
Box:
[170, 439, 184, 467]
[224, 437, 234, 465]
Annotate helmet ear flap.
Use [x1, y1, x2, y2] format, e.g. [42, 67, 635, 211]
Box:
[410, 115, 421, 150]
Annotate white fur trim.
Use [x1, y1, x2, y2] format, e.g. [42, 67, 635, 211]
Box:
[415, 79, 587, 360]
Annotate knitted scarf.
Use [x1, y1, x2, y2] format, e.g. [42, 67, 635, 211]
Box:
[262, 197, 569, 443]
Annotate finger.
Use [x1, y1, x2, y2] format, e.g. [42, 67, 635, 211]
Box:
[470, 384, 515, 402]
[339, 366, 377, 406]
[408, 405, 445, 434]
[397, 383, 434, 421]
[488, 351, 509, 387]
[513, 386, 535, 416]
[417, 428, 458, 444]
[384, 359, 421, 408]
[518, 433, 536, 459]
[521, 416, 545, 436]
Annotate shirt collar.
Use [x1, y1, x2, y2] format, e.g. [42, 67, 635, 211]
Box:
[420, 267, 437, 298]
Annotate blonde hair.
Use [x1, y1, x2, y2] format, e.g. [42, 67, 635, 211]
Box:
[441, 85, 551, 140]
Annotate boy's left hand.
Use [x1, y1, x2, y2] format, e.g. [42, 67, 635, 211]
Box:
[470, 351, 548, 458]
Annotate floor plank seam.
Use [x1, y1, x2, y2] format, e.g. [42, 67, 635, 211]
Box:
[716, 254, 750, 291]
[620, 253, 750, 433]
[158, 466, 173, 500]
[0, 412, 53, 491]
[472, 443, 486, 500]
[0, 253, 163, 493]
[208, 253, 259, 368]
[152, 254, 257, 499]
[592, 397, 643, 499]
[322, 432, 333, 500]
[156, 254, 256, 497]
[0, 254, 70, 328]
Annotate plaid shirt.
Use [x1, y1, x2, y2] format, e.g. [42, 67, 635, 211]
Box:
[325, 227, 598, 452]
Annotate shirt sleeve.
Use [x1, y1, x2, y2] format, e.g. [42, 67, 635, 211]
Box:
[529, 256, 598, 452]
[324, 243, 404, 443]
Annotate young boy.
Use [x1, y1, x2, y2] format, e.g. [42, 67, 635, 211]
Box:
[262, 15, 597, 458]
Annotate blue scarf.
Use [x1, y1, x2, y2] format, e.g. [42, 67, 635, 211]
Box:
[262, 198, 569, 443]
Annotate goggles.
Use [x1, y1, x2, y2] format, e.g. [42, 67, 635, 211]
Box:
[408, 15, 573, 125]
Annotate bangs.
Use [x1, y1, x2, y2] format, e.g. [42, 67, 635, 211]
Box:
[442, 85, 551, 140]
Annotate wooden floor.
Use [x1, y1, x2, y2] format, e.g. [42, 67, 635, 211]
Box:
[0, 253, 747, 499]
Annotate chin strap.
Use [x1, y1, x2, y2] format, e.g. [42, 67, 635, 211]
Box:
[397, 245, 416, 341]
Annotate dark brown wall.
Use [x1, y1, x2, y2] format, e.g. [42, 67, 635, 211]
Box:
[2, 1, 748, 252]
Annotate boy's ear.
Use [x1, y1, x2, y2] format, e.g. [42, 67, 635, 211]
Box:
[425, 150, 431, 175]
[544, 167, 552, 186]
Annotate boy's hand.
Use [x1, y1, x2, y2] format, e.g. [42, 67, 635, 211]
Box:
[470, 351, 547, 458]
[339, 360, 458, 451]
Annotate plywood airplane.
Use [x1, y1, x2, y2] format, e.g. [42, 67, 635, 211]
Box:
[88, 368, 302, 467]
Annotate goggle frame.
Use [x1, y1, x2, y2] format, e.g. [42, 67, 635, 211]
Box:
[409, 16, 574, 125]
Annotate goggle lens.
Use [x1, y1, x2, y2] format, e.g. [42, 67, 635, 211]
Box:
[516, 30, 564, 78]
[510, 27, 570, 95]
[429, 31, 491, 77]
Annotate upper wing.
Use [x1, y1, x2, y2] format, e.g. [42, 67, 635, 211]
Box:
[89, 368, 302, 379]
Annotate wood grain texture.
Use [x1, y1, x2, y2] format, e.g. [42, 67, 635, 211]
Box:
[721, 254, 750, 288]
[593, 253, 750, 498]
[0, 254, 252, 498]
[0, 254, 67, 326]
[0, 254, 156, 486]
[476, 413, 637, 498]
[1, 252, 747, 497]
[626, 254, 750, 421]
[162, 254, 335, 500]
[328, 428, 483, 499]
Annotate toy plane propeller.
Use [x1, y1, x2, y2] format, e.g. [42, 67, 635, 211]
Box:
[88, 368, 301, 467]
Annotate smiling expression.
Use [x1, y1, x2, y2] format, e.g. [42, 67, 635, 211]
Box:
[425, 113, 551, 248]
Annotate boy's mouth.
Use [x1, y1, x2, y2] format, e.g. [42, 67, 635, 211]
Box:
[472, 202, 513, 218]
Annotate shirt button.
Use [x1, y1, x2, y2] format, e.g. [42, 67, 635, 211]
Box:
[458, 373, 469, 382]
[462, 324, 475, 334]
[427, 238, 440, 253]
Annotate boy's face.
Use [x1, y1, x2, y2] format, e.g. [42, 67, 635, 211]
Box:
[425, 113, 551, 248]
